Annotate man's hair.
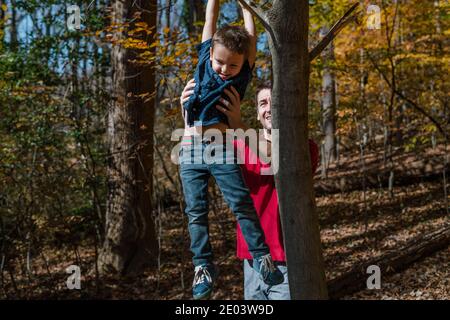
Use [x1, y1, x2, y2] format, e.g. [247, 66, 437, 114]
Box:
[212, 25, 251, 58]
[255, 81, 272, 104]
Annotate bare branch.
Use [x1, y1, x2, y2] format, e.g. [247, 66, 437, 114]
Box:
[237, 0, 276, 46]
[309, 3, 360, 62]
[367, 53, 447, 139]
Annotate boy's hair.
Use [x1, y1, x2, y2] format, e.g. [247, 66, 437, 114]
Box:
[255, 81, 272, 103]
[212, 25, 251, 58]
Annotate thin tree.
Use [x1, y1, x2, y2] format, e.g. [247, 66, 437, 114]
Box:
[321, 25, 337, 165]
[0, 0, 5, 47]
[185, 0, 206, 35]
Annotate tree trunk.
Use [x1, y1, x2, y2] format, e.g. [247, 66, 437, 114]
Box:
[10, 0, 18, 51]
[267, 0, 328, 299]
[394, 0, 404, 146]
[320, 26, 337, 164]
[186, 0, 205, 35]
[98, 0, 158, 276]
[165, 0, 171, 32]
[0, 0, 5, 46]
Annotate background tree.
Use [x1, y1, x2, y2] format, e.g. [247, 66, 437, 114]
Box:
[98, 0, 158, 275]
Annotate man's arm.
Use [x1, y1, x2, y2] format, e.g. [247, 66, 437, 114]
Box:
[202, 0, 220, 42]
[241, 4, 256, 67]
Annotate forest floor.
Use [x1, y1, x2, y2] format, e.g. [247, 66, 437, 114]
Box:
[2, 147, 449, 300]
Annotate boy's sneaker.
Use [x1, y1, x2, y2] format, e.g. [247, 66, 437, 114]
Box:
[253, 254, 284, 286]
[192, 264, 217, 300]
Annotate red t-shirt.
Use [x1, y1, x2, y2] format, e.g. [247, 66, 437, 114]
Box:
[235, 138, 319, 262]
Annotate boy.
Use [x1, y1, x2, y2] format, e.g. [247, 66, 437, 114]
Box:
[179, 0, 283, 300]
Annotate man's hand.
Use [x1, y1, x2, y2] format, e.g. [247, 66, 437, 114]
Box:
[216, 86, 248, 130]
[180, 79, 196, 128]
[180, 79, 196, 107]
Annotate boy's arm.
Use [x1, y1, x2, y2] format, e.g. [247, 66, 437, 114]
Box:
[202, 0, 220, 42]
[241, 4, 256, 67]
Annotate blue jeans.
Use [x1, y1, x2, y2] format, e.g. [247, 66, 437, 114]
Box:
[243, 259, 290, 300]
[179, 135, 269, 267]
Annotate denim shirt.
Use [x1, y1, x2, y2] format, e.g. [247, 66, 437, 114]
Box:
[183, 39, 253, 126]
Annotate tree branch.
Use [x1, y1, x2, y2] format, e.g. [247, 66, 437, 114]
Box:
[309, 3, 360, 62]
[367, 53, 447, 139]
[237, 0, 276, 47]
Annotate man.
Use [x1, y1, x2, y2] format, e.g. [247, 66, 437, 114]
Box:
[180, 81, 319, 300]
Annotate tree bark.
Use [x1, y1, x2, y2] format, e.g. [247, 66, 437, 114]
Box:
[0, 0, 4, 46]
[320, 26, 337, 164]
[394, 0, 404, 146]
[98, 0, 158, 276]
[186, 0, 205, 35]
[266, 0, 328, 299]
[10, 0, 18, 51]
[165, 0, 171, 32]
[0, 0, 4, 22]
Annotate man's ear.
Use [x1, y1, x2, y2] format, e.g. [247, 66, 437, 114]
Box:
[257, 112, 260, 121]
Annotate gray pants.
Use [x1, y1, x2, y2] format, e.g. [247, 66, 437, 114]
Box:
[243, 259, 291, 300]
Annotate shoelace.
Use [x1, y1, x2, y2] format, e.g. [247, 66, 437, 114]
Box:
[193, 266, 213, 287]
[259, 254, 276, 274]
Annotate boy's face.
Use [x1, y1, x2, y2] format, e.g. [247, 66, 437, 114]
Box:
[210, 44, 245, 81]
[256, 88, 272, 130]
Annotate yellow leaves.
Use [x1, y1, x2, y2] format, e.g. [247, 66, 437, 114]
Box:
[337, 108, 354, 118]
[136, 92, 156, 103]
[122, 38, 149, 50]
[173, 46, 186, 57]
[43, 145, 56, 153]
[4, 71, 16, 79]
[128, 22, 154, 36]
[399, 53, 449, 66]
[164, 107, 180, 118]
[1, 4, 6, 12]
[422, 123, 437, 134]
[160, 55, 176, 66]
[137, 51, 157, 62]
[135, 22, 149, 28]
[98, 19, 159, 55]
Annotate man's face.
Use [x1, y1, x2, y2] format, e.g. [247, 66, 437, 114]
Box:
[210, 44, 244, 81]
[256, 88, 272, 130]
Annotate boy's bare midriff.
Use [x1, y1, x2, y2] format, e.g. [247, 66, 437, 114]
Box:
[184, 122, 230, 136]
